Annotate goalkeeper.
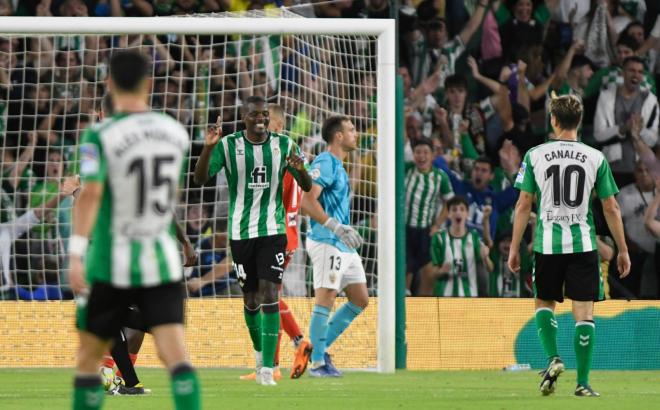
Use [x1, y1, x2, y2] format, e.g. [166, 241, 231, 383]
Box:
[301, 115, 368, 378]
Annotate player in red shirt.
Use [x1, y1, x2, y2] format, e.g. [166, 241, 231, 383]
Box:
[240, 104, 312, 381]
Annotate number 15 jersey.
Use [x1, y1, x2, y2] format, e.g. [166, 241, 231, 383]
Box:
[79, 112, 189, 288]
[514, 140, 618, 255]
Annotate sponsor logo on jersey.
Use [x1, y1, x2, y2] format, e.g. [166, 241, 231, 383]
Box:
[79, 143, 99, 176]
[310, 167, 321, 180]
[515, 162, 526, 184]
[248, 166, 269, 189]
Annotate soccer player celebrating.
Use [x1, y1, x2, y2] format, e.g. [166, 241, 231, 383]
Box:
[194, 96, 312, 386]
[301, 115, 368, 377]
[509, 94, 631, 397]
[238, 103, 312, 381]
[69, 51, 201, 409]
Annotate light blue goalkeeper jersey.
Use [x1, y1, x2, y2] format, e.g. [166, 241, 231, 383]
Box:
[307, 151, 354, 253]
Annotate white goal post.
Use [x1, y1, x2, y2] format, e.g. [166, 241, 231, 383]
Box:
[0, 16, 396, 373]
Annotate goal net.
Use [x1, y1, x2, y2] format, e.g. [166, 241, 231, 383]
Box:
[0, 11, 395, 372]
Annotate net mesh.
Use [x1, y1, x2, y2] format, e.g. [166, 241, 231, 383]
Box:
[0, 9, 379, 300]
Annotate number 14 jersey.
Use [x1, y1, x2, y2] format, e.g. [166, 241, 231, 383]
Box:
[79, 112, 189, 288]
[514, 140, 619, 255]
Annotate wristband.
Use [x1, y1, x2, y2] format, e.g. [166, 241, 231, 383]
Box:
[69, 235, 89, 257]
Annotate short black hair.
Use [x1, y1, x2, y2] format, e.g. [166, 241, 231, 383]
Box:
[411, 138, 433, 151]
[616, 33, 640, 51]
[549, 94, 583, 130]
[246, 95, 266, 106]
[109, 51, 150, 92]
[474, 156, 494, 171]
[623, 20, 644, 34]
[622, 55, 647, 70]
[570, 55, 594, 71]
[446, 195, 468, 211]
[322, 115, 350, 143]
[444, 74, 468, 91]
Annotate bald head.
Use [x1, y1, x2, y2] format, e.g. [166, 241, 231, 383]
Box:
[268, 103, 285, 133]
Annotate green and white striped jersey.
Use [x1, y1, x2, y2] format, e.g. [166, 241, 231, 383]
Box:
[208, 131, 304, 240]
[404, 163, 454, 228]
[430, 228, 483, 297]
[514, 140, 619, 255]
[79, 112, 189, 288]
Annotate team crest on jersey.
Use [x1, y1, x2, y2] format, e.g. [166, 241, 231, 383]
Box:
[79, 143, 99, 176]
[515, 162, 526, 184]
[310, 167, 321, 180]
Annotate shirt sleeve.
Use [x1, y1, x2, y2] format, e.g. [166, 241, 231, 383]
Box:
[207, 141, 226, 179]
[514, 151, 536, 193]
[430, 231, 445, 266]
[309, 154, 335, 189]
[439, 170, 455, 200]
[595, 157, 619, 199]
[472, 230, 483, 264]
[79, 127, 106, 183]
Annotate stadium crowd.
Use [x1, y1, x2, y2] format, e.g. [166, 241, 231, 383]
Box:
[0, 0, 659, 300]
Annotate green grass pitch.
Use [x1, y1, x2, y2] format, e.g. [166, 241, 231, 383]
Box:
[1, 369, 659, 409]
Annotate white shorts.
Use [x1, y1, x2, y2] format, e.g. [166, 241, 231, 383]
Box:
[307, 239, 366, 291]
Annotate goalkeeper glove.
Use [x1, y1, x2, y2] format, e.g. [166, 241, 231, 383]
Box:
[323, 217, 363, 249]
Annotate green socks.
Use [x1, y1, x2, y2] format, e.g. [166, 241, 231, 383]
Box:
[261, 303, 281, 369]
[171, 363, 201, 410]
[575, 321, 595, 386]
[72, 375, 104, 410]
[535, 308, 559, 362]
[244, 306, 262, 352]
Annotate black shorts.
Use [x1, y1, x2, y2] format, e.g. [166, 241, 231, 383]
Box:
[230, 234, 287, 292]
[76, 281, 185, 340]
[120, 306, 148, 333]
[533, 251, 603, 302]
[406, 226, 431, 274]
